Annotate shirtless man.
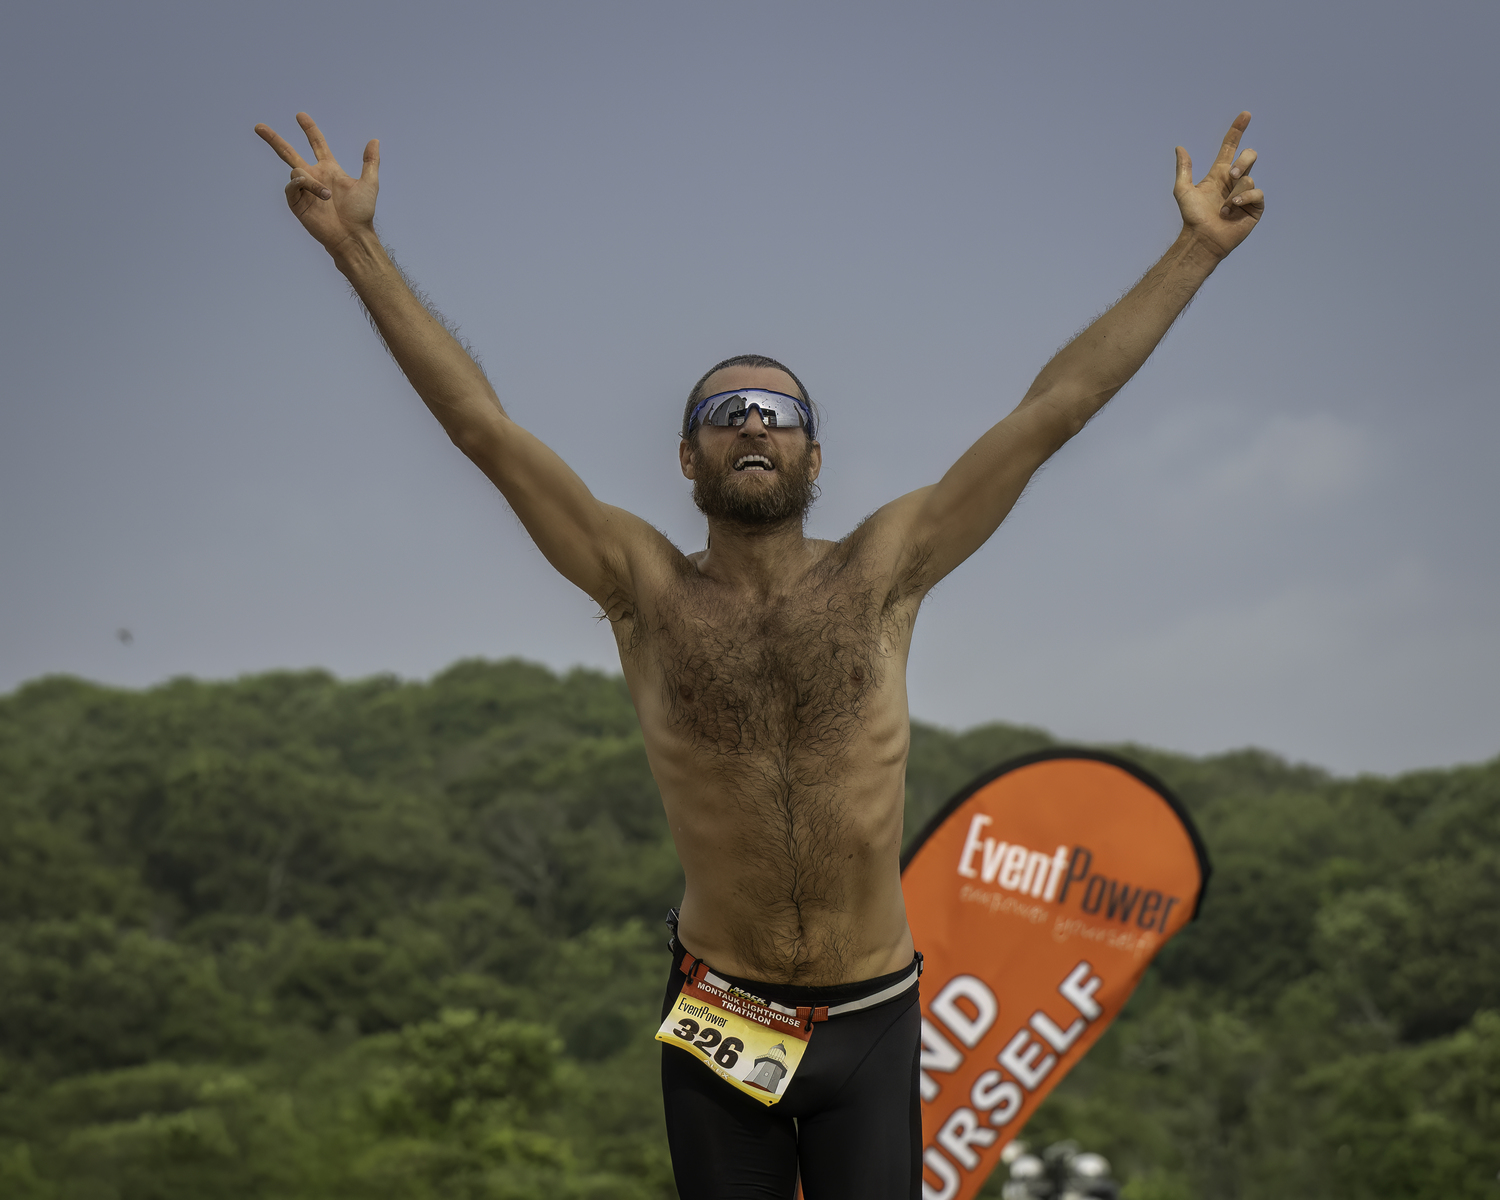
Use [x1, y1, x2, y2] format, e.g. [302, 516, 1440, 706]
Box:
[256, 110, 1263, 1199]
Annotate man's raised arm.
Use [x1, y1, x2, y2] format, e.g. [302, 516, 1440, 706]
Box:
[254, 113, 658, 608]
[883, 111, 1266, 587]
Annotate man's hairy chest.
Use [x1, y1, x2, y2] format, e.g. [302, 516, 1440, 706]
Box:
[624, 562, 915, 763]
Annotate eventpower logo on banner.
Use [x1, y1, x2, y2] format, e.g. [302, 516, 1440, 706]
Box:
[901, 750, 1211, 1200]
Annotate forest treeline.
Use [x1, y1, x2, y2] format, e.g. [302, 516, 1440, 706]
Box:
[0, 659, 1495, 1199]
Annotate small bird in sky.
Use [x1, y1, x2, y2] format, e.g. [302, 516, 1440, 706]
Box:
[116, 628, 133, 645]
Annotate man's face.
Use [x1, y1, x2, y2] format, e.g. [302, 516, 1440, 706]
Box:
[679, 366, 823, 527]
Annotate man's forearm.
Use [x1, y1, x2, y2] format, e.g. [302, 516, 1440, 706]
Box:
[330, 230, 505, 438]
[1019, 229, 1223, 438]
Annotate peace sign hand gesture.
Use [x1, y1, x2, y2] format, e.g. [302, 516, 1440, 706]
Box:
[254, 113, 379, 257]
[1174, 111, 1265, 261]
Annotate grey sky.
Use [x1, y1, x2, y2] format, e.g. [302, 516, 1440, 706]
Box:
[2, 1, 1495, 775]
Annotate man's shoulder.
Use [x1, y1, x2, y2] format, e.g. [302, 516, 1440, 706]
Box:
[827, 501, 937, 609]
[830, 501, 927, 567]
[603, 510, 695, 576]
[589, 512, 696, 622]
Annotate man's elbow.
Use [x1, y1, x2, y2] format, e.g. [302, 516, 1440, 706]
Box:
[446, 411, 511, 463]
[1026, 387, 1113, 446]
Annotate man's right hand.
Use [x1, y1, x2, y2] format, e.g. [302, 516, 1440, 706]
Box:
[250, 109, 668, 613]
[254, 113, 379, 257]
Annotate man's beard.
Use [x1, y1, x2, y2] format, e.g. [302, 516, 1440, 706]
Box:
[691, 443, 818, 527]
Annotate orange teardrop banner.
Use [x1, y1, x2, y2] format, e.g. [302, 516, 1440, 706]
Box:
[902, 749, 1210, 1200]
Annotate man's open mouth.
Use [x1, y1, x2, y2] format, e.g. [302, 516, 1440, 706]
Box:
[733, 455, 775, 472]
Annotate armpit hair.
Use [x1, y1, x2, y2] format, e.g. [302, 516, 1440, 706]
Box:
[841, 513, 934, 615]
[888, 540, 934, 611]
[594, 578, 637, 628]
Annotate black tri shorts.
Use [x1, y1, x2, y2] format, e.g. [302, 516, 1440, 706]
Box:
[659, 929, 923, 1200]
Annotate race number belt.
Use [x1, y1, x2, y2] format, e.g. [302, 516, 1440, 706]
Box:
[655, 946, 922, 1107]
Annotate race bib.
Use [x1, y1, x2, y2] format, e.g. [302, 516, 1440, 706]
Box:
[656, 965, 814, 1106]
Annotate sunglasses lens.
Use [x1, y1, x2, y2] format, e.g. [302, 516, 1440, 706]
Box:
[704, 392, 805, 430]
[705, 395, 742, 425]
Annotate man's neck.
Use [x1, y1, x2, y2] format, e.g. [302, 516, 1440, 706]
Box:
[695, 517, 818, 593]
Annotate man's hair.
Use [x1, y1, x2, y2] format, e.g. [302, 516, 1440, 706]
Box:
[681, 354, 817, 441]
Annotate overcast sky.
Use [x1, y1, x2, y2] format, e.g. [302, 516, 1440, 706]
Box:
[2, 1, 1496, 776]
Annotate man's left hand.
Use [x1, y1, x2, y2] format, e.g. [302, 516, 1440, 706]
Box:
[1174, 111, 1265, 260]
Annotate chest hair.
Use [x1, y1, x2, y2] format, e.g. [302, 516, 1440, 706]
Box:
[659, 573, 897, 759]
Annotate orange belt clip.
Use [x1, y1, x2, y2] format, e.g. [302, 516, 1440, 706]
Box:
[795, 1005, 830, 1029]
[678, 950, 711, 985]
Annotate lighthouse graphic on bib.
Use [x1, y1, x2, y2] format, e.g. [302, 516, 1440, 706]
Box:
[745, 1042, 789, 1092]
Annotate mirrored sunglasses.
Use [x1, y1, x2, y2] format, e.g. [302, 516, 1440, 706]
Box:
[687, 389, 814, 438]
